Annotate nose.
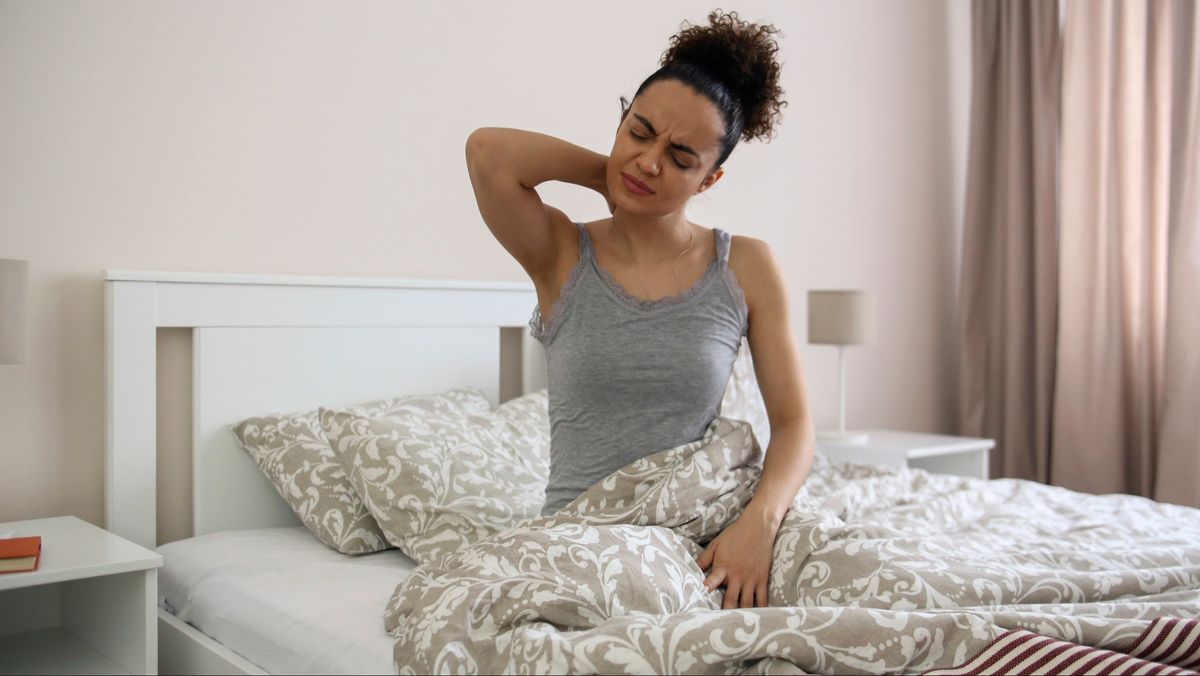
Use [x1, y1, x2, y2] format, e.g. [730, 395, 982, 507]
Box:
[636, 143, 664, 177]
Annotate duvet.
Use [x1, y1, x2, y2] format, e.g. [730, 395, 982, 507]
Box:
[384, 417, 1200, 674]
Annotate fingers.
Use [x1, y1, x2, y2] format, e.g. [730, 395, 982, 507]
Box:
[718, 578, 766, 609]
[739, 583, 755, 609]
[700, 548, 770, 609]
[723, 581, 740, 610]
[704, 568, 726, 593]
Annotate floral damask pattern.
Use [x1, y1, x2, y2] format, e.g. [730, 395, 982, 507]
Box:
[230, 387, 490, 555]
[382, 417, 1200, 674]
[321, 389, 551, 568]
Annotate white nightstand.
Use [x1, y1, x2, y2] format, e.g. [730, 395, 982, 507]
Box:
[817, 430, 994, 480]
[0, 516, 163, 675]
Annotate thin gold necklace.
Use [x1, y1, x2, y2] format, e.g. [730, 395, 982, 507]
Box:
[620, 226, 696, 300]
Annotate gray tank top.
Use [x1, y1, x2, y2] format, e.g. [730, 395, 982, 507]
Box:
[529, 221, 749, 515]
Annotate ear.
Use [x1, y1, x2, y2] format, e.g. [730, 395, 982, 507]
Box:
[697, 167, 724, 193]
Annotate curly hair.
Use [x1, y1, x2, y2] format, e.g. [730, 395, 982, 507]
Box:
[622, 9, 788, 172]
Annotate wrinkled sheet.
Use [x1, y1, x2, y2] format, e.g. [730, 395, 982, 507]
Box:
[384, 417, 1200, 674]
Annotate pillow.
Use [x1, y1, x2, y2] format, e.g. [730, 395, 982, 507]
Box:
[230, 387, 492, 555]
[720, 338, 771, 448]
[320, 388, 550, 568]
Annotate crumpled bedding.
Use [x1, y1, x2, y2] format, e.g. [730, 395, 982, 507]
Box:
[382, 417, 1200, 674]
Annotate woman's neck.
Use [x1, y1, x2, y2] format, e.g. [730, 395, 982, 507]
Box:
[610, 209, 694, 264]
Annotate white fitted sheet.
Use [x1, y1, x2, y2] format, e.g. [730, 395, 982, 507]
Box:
[158, 527, 418, 675]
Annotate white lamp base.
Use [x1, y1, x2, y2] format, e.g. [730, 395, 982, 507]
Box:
[817, 430, 870, 444]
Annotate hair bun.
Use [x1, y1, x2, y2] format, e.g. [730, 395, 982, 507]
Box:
[661, 9, 787, 143]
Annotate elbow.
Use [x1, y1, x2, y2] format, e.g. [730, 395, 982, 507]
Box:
[772, 414, 816, 451]
[465, 128, 501, 174]
[466, 127, 500, 157]
[796, 412, 816, 444]
[465, 128, 486, 161]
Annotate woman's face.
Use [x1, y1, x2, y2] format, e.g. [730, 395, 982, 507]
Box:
[607, 79, 726, 218]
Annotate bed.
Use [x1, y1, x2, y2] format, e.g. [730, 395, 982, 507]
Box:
[105, 270, 551, 674]
[104, 270, 1200, 675]
[157, 526, 415, 674]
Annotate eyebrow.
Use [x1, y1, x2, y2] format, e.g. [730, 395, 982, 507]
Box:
[632, 113, 701, 159]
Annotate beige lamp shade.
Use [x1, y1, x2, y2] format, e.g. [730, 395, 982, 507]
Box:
[0, 259, 29, 364]
[807, 290, 873, 345]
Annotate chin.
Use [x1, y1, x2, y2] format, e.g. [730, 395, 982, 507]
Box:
[613, 198, 652, 216]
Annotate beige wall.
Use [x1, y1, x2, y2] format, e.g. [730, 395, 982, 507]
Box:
[0, 1, 971, 538]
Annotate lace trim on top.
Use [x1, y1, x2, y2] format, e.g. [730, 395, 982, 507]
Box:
[530, 224, 747, 341]
[589, 225, 727, 312]
[528, 236, 589, 344]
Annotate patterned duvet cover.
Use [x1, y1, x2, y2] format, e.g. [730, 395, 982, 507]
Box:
[382, 417, 1200, 674]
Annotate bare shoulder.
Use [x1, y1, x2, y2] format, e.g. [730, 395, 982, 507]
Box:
[728, 234, 772, 265]
[727, 235, 785, 317]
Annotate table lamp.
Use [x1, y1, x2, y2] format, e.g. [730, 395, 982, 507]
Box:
[808, 289, 873, 444]
[1, 259, 29, 365]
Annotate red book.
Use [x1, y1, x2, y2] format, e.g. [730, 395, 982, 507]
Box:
[0, 536, 42, 574]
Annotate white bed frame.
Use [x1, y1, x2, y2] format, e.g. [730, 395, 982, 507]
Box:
[104, 269, 546, 675]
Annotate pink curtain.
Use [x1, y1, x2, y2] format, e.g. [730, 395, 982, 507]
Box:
[1053, 0, 1200, 505]
[958, 0, 1061, 484]
[960, 0, 1200, 506]
[1154, 1, 1200, 506]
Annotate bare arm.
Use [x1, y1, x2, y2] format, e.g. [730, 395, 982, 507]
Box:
[698, 236, 817, 610]
[465, 128, 610, 283]
[739, 238, 816, 525]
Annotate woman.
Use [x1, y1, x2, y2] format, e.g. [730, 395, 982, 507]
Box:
[464, 9, 815, 611]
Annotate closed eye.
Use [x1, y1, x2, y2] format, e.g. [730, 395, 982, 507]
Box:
[629, 130, 691, 170]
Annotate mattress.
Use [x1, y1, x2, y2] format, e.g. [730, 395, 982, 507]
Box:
[158, 526, 418, 674]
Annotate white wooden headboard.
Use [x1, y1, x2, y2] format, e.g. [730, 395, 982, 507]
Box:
[104, 270, 545, 549]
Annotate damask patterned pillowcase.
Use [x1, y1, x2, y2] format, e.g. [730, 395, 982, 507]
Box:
[230, 387, 492, 556]
[319, 388, 551, 568]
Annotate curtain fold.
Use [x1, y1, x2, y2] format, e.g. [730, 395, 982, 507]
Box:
[1151, 0, 1200, 506]
[960, 0, 1199, 506]
[1053, 0, 1199, 504]
[958, 0, 1061, 483]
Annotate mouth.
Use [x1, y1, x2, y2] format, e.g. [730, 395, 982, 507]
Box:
[621, 173, 655, 196]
